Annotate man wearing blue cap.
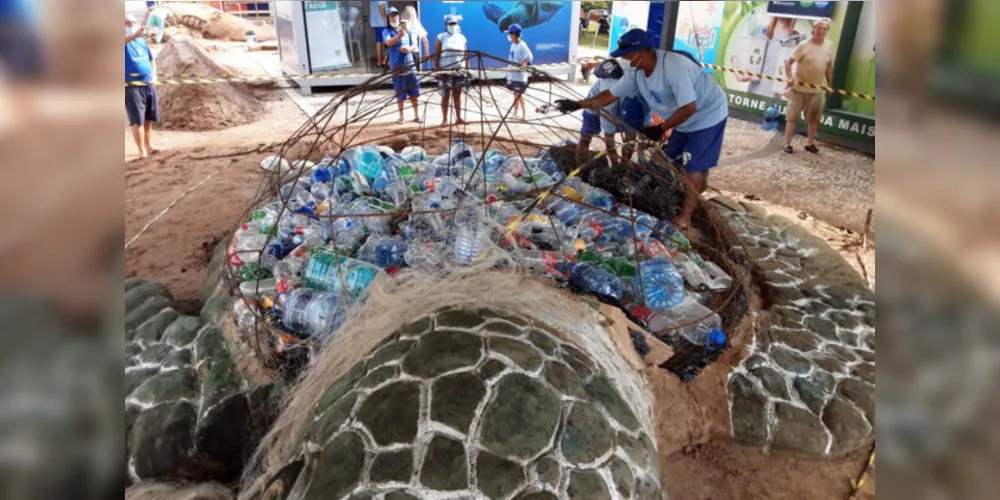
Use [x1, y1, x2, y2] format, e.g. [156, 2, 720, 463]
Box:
[383, 7, 422, 125]
[555, 29, 729, 230]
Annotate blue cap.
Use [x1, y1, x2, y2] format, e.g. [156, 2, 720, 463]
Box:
[507, 24, 523, 36]
[387, 6, 400, 16]
[610, 29, 652, 58]
[444, 14, 459, 24]
[593, 59, 624, 80]
[707, 329, 727, 352]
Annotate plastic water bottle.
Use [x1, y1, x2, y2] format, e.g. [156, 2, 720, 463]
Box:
[403, 241, 445, 273]
[583, 188, 616, 212]
[569, 262, 624, 301]
[638, 259, 686, 311]
[655, 220, 692, 250]
[401, 145, 427, 163]
[279, 288, 346, 340]
[518, 250, 565, 274]
[346, 146, 385, 180]
[452, 225, 486, 266]
[548, 199, 585, 226]
[680, 313, 726, 351]
[358, 237, 408, 268]
[700, 260, 733, 291]
[647, 295, 712, 333]
[499, 157, 526, 177]
[762, 102, 780, 132]
[304, 252, 379, 297]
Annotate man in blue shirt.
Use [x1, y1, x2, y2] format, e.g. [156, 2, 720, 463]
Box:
[555, 30, 729, 230]
[383, 7, 422, 124]
[125, 13, 162, 158]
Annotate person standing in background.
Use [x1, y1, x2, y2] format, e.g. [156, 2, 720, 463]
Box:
[125, 12, 162, 158]
[383, 7, 422, 124]
[506, 24, 533, 121]
[401, 6, 429, 72]
[0, 0, 42, 133]
[783, 18, 835, 154]
[371, 0, 389, 68]
[435, 15, 469, 126]
[146, 5, 172, 45]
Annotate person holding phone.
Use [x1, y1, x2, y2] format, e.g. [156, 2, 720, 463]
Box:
[383, 7, 422, 124]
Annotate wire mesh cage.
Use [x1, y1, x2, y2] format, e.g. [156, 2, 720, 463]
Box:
[224, 51, 751, 379]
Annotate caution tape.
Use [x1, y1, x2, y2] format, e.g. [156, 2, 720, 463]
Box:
[503, 150, 608, 239]
[848, 446, 876, 500]
[124, 62, 577, 87]
[699, 63, 875, 101]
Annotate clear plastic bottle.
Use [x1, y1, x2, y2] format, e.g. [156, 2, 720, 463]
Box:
[647, 295, 713, 334]
[638, 259, 686, 311]
[569, 262, 624, 301]
[358, 237, 408, 268]
[401, 145, 428, 163]
[680, 313, 725, 351]
[518, 249, 566, 274]
[279, 287, 346, 340]
[239, 277, 278, 300]
[583, 188, 616, 212]
[700, 260, 733, 291]
[499, 157, 526, 177]
[304, 252, 379, 297]
[452, 225, 487, 266]
[668, 251, 712, 292]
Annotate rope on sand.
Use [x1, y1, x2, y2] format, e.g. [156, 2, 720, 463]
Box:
[124, 143, 274, 251]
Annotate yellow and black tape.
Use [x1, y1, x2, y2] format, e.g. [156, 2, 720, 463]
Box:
[848, 447, 876, 500]
[125, 62, 576, 87]
[503, 150, 609, 239]
[699, 63, 875, 101]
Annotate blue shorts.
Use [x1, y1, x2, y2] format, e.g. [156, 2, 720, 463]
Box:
[665, 118, 727, 174]
[581, 112, 601, 136]
[125, 86, 159, 126]
[620, 96, 651, 131]
[392, 73, 420, 101]
[506, 80, 528, 94]
[374, 27, 385, 44]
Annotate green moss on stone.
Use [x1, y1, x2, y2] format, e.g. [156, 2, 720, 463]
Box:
[561, 403, 614, 466]
[431, 372, 486, 432]
[358, 365, 399, 389]
[584, 376, 640, 432]
[401, 330, 483, 378]
[358, 381, 420, 446]
[477, 452, 526, 499]
[300, 431, 365, 500]
[420, 435, 467, 491]
[370, 448, 414, 483]
[480, 374, 561, 459]
[370, 340, 415, 367]
[489, 337, 543, 371]
[478, 359, 508, 381]
[566, 470, 612, 499]
[525, 329, 558, 355]
[543, 361, 587, 399]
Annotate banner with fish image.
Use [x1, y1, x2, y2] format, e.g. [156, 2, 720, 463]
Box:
[419, 1, 573, 69]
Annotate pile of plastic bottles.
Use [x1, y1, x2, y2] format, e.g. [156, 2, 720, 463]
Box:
[229, 139, 733, 358]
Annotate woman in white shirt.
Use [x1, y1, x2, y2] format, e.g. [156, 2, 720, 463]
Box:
[435, 15, 469, 125]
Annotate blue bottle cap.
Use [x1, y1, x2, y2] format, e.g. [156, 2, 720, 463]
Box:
[707, 329, 727, 350]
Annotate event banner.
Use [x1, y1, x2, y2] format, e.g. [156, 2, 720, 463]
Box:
[766, 1, 836, 20]
[673, 1, 725, 72]
[275, 0, 300, 73]
[608, 1, 650, 54]
[419, 1, 572, 69]
[305, 1, 352, 72]
[842, 1, 875, 116]
[671, 1, 873, 143]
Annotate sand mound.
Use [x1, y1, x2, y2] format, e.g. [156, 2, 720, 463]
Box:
[167, 3, 277, 42]
[154, 37, 265, 131]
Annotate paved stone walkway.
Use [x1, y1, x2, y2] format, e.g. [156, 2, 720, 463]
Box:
[710, 196, 876, 457]
[262, 307, 665, 500]
[124, 278, 277, 485]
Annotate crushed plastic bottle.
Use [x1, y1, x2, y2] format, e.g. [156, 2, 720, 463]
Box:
[647, 294, 713, 334]
[358, 237, 408, 268]
[346, 145, 385, 180]
[401, 145, 428, 163]
[452, 225, 487, 266]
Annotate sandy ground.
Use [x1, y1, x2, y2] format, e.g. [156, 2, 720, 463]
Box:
[124, 42, 876, 499]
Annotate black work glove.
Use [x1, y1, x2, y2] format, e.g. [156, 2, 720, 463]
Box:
[640, 124, 667, 142]
[554, 99, 582, 114]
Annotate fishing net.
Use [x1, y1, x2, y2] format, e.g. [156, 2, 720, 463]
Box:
[224, 51, 751, 380]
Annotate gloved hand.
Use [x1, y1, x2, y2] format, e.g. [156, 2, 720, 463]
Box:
[554, 99, 582, 114]
[640, 124, 667, 142]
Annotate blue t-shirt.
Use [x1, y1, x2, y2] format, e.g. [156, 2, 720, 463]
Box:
[611, 50, 728, 133]
[382, 27, 416, 72]
[125, 38, 154, 82]
[370, 1, 388, 27]
[507, 41, 533, 83]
